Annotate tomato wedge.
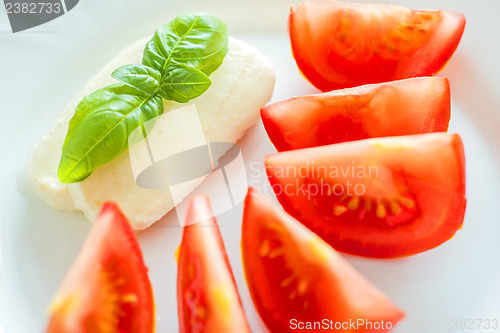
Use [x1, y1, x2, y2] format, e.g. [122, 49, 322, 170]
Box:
[177, 196, 250, 333]
[265, 133, 466, 258]
[46, 202, 154, 333]
[290, 0, 466, 91]
[242, 187, 404, 332]
[261, 77, 450, 151]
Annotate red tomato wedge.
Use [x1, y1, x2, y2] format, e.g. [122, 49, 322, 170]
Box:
[261, 77, 450, 151]
[242, 187, 405, 332]
[46, 202, 154, 333]
[289, 0, 466, 91]
[177, 196, 250, 333]
[265, 133, 466, 258]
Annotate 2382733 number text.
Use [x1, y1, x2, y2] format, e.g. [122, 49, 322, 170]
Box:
[5, 2, 62, 14]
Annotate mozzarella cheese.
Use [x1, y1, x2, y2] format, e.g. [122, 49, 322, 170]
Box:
[29, 37, 275, 229]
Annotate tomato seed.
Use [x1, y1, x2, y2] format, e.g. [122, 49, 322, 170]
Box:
[281, 275, 295, 288]
[347, 196, 360, 210]
[390, 201, 402, 215]
[400, 197, 416, 209]
[297, 280, 308, 295]
[259, 239, 271, 257]
[121, 293, 138, 304]
[333, 204, 348, 216]
[376, 203, 387, 219]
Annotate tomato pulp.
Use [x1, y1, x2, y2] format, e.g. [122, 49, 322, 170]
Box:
[46, 202, 154, 333]
[177, 196, 250, 333]
[261, 77, 450, 151]
[290, 0, 465, 90]
[242, 187, 405, 332]
[265, 133, 466, 258]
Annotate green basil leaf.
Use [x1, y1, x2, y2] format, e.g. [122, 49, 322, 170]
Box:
[111, 64, 161, 96]
[142, 13, 228, 77]
[58, 13, 229, 184]
[58, 83, 163, 183]
[158, 63, 211, 103]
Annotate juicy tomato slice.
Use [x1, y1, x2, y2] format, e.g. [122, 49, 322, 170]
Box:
[265, 133, 466, 258]
[242, 187, 405, 332]
[261, 77, 450, 151]
[290, 0, 466, 91]
[46, 202, 154, 333]
[177, 196, 250, 333]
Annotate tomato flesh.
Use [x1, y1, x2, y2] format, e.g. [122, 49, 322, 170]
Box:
[177, 196, 250, 333]
[261, 77, 450, 151]
[46, 202, 154, 333]
[290, 0, 466, 90]
[242, 187, 405, 332]
[265, 133, 466, 258]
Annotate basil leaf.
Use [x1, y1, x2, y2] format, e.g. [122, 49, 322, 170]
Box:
[158, 63, 211, 103]
[58, 13, 230, 184]
[111, 64, 161, 96]
[58, 83, 163, 183]
[143, 13, 228, 77]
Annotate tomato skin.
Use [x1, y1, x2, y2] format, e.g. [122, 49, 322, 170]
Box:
[289, 0, 466, 91]
[265, 133, 466, 258]
[242, 187, 405, 332]
[261, 77, 450, 151]
[46, 202, 154, 333]
[177, 196, 250, 333]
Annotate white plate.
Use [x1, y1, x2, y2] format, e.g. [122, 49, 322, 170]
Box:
[2, 0, 500, 332]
